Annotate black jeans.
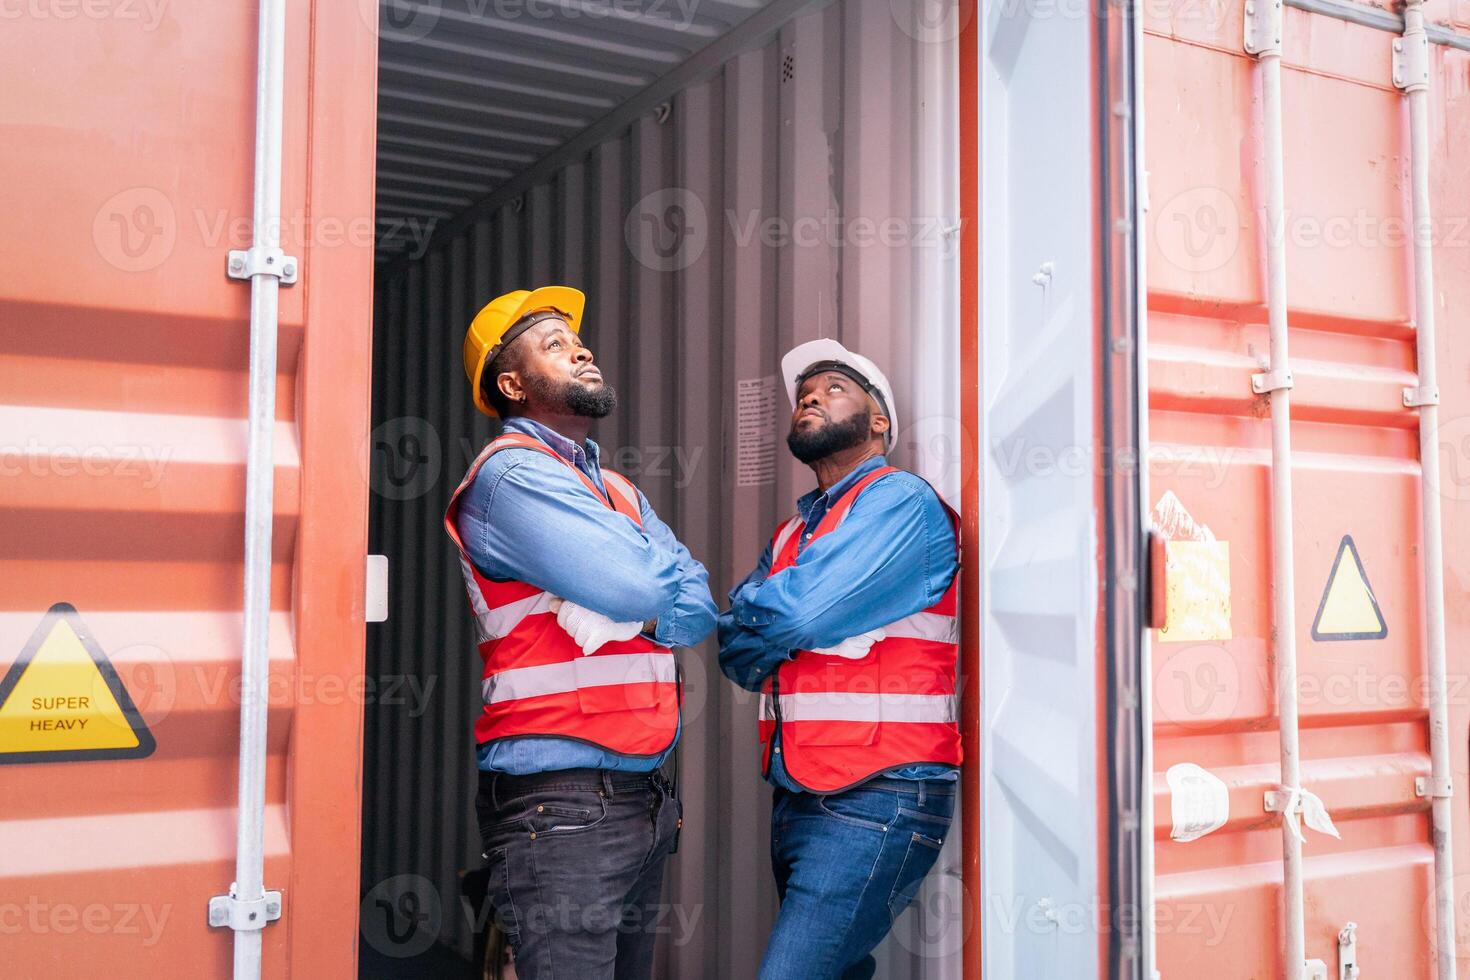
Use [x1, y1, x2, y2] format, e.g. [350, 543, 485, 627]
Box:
[476, 768, 681, 980]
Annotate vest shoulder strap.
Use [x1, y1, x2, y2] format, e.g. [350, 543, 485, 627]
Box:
[770, 514, 804, 563]
[601, 470, 643, 523]
[809, 465, 902, 540]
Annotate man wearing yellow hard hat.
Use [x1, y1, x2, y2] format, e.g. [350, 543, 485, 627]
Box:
[443, 285, 716, 979]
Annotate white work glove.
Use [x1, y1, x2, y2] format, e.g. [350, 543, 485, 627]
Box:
[810, 628, 886, 660]
[549, 598, 644, 655]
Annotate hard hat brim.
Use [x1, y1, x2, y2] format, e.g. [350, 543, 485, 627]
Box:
[471, 285, 586, 416]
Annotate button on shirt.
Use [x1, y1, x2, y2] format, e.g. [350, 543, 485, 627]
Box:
[456, 417, 717, 775]
[716, 456, 960, 789]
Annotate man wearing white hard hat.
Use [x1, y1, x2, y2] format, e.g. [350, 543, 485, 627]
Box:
[718, 339, 961, 980]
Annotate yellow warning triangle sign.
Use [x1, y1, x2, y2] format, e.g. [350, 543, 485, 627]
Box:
[0, 603, 156, 764]
[1311, 535, 1388, 642]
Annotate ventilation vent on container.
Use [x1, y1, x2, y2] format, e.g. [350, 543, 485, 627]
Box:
[782, 54, 795, 83]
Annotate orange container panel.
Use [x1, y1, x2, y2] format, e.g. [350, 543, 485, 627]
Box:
[0, 6, 377, 979]
[1145, 3, 1470, 977]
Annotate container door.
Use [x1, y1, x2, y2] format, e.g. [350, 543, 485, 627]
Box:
[977, 0, 1105, 975]
[0, 7, 376, 978]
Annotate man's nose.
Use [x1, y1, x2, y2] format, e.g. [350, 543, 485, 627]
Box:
[574, 346, 594, 364]
[799, 390, 822, 409]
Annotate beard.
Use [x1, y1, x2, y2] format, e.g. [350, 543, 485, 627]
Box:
[524, 371, 618, 418]
[786, 409, 871, 464]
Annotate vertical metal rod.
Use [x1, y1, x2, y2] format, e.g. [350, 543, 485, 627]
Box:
[1248, 2, 1309, 974]
[233, 0, 287, 977]
[1130, 0, 1156, 972]
[1400, 2, 1458, 976]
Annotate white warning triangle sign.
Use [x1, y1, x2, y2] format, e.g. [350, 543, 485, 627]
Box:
[1311, 535, 1388, 642]
[0, 603, 156, 764]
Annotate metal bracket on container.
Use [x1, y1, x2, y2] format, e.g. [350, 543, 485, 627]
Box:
[227, 246, 299, 285]
[1393, 33, 1431, 92]
[1244, 0, 1283, 56]
[1403, 384, 1440, 408]
[1304, 958, 1328, 980]
[1416, 775, 1453, 799]
[1338, 922, 1359, 980]
[1264, 789, 1294, 813]
[207, 884, 282, 932]
[1252, 369, 1294, 395]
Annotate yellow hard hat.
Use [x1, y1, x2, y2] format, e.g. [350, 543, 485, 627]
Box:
[463, 285, 586, 416]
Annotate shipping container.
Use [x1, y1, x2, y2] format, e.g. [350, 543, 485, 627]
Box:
[2, 0, 1468, 978]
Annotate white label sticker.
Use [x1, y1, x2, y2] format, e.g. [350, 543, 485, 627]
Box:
[736, 375, 777, 487]
[1167, 763, 1230, 843]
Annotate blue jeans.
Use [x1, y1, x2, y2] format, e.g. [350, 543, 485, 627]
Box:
[476, 768, 681, 980]
[760, 777, 956, 980]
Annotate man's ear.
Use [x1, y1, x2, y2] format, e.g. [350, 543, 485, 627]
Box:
[497, 370, 524, 406]
[871, 413, 891, 437]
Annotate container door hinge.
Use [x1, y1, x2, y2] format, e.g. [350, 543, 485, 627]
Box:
[208, 884, 282, 932]
[1393, 33, 1430, 92]
[1243, 0, 1283, 56]
[1338, 922, 1359, 980]
[227, 246, 299, 285]
[1403, 384, 1440, 408]
[1416, 775, 1453, 798]
[1252, 369, 1294, 394]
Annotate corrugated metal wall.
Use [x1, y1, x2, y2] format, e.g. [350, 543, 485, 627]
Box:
[364, 1, 961, 976]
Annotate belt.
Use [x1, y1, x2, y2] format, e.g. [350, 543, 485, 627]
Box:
[482, 766, 669, 800]
[849, 774, 958, 795]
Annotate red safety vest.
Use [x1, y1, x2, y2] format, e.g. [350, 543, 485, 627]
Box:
[444, 431, 680, 755]
[757, 466, 961, 792]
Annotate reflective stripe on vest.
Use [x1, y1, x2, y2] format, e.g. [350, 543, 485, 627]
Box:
[758, 466, 962, 792]
[444, 431, 680, 756]
[759, 691, 959, 724]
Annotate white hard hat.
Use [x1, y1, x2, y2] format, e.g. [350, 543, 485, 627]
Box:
[780, 339, 898, 447]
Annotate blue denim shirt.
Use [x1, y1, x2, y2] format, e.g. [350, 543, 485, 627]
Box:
[456, 417, 717, 774]
[717, 456, 960, 788]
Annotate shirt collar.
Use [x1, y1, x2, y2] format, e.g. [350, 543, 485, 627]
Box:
[796, 454, 887, 524]
[504, 416, 602, 469]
